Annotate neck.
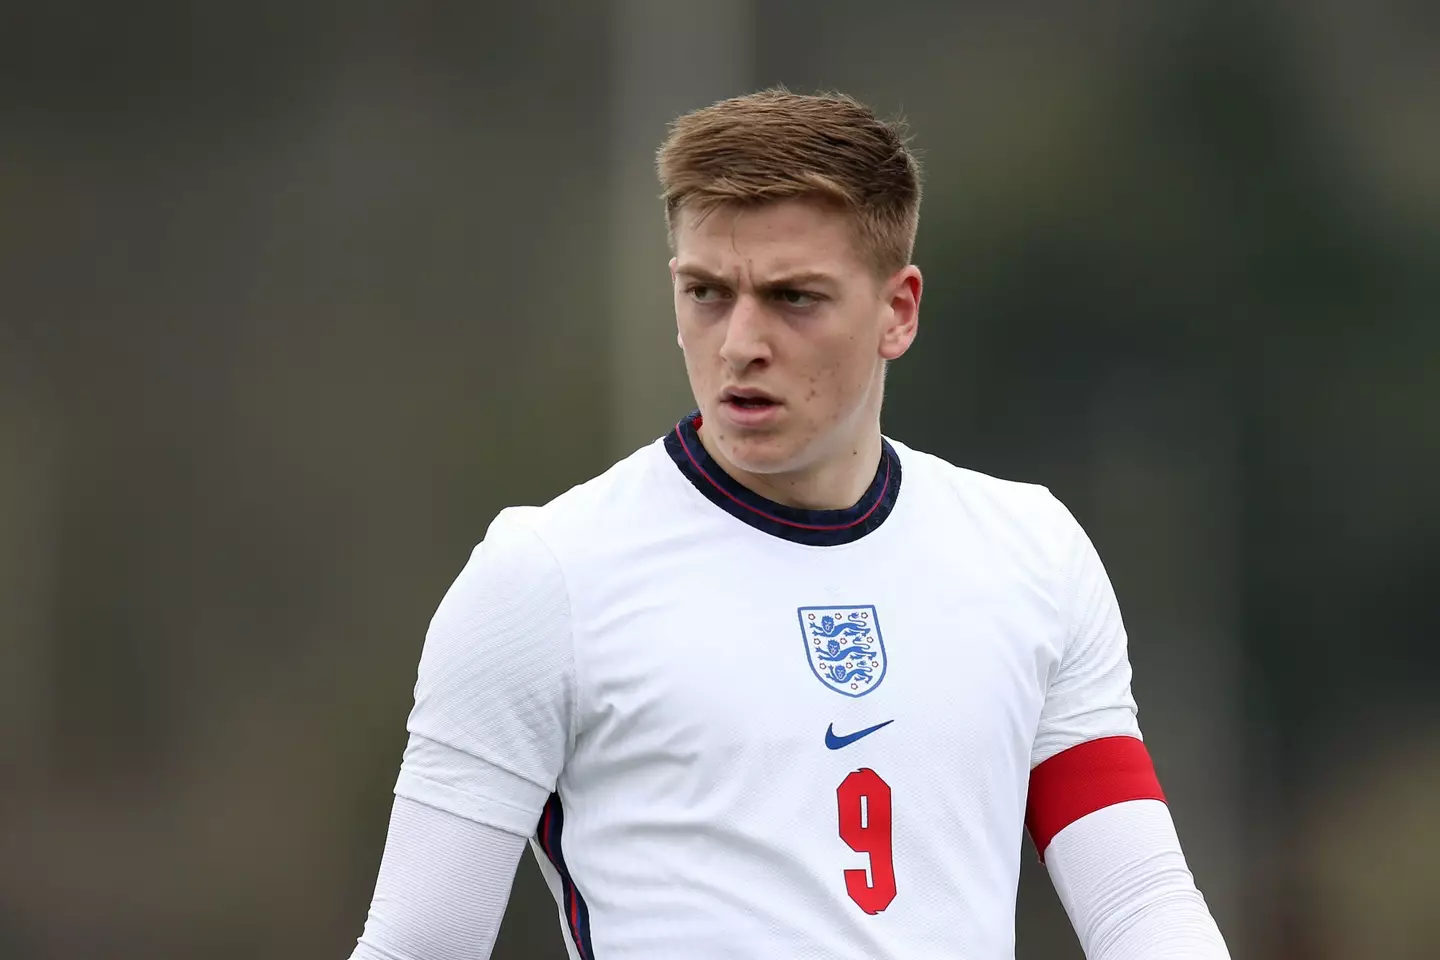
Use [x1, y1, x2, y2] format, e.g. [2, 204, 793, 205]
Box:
[697, 423, 884, 511]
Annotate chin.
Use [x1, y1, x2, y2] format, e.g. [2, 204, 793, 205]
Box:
[712, 432, 801, 477]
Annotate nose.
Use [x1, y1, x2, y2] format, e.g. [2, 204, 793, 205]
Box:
[717, 295, 772, 372]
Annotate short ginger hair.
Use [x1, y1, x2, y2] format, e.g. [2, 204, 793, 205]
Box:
[657, 88, 922, 275]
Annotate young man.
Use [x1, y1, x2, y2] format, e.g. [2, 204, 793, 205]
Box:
[350, 90, 1230, 959]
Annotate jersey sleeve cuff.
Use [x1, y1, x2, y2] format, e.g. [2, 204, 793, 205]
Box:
[393, 734, 551, 837]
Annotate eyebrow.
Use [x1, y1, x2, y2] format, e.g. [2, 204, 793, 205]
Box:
[674, 265, 839, 292]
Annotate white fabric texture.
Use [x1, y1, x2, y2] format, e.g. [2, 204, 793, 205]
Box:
[1030, 513, 1142, 769]
[353, 511, 577, 959]
[397, 510, 574, 833]
[350, 795, 526, 960]
[347, 436, 1227, 958]
[1046, 800, 1230, 959]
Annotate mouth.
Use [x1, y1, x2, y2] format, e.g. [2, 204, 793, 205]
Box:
[720, 389, 782, 411]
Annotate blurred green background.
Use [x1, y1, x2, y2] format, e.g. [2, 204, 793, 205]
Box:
[1, 2, 1436, 957]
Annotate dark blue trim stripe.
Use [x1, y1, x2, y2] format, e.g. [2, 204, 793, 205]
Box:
[535, 793, 595, 959]
[663, 411, 901, 547]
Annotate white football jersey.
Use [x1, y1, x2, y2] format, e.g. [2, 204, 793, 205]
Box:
[397, 412, 1150, 960]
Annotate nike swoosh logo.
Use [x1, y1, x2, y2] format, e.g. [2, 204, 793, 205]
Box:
[825, 720, 894, 750]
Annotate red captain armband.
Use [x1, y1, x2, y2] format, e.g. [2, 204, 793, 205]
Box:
[1024, 736, 1166, 860]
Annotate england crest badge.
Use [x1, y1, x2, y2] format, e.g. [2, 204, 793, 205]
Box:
[799, 605, 887, 697]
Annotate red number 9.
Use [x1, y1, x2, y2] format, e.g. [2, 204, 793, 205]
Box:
[836, 767, 896, 914]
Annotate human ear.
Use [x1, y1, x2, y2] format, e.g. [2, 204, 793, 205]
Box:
[879, 266, 922, 361]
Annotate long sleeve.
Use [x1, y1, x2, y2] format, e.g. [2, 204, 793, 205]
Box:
[350, 795, 529, 960]
[1029, 502, 1228, 957]
[351, 508, 575, 958]
[1045, 800, 1230, 959]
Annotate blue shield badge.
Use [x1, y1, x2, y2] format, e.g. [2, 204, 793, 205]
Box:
[799, 605, 887, 697]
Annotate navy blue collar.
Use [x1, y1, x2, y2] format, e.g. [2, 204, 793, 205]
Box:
[663, 411, 901, 546]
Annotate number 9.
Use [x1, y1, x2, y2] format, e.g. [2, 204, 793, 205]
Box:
[836, 767, 896, 914]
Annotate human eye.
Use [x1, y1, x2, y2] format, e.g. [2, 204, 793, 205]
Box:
[773, 288, 820, 308]
[687, 284, 728, 304]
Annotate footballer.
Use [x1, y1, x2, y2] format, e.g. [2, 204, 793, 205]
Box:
[348, 90, 1231, 959]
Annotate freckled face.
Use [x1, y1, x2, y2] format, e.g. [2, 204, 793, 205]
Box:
[671, 199, 920, 478]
